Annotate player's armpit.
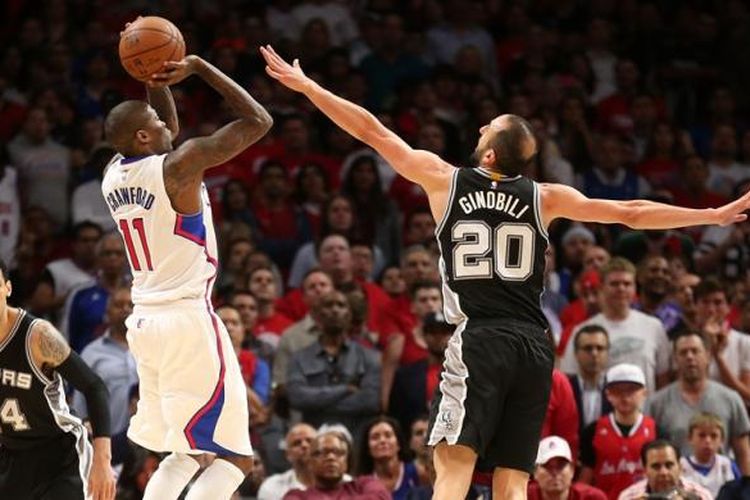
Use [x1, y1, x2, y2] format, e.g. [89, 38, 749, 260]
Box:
[361, 128, 454, 192]
[29, 320, 71, 372]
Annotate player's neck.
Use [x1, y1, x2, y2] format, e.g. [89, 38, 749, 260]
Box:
[0, 306, 18, 343]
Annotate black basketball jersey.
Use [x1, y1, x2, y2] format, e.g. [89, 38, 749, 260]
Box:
[436, 168, 549, 329]
[0, 310, 86, 450]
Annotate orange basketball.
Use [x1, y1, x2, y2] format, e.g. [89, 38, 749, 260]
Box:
[119, 16, 185, 81]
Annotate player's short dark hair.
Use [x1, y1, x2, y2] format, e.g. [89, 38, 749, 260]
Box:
[573, 324, 610, 350]
[640, 439, 679, 465]
[0, 258, 8, 281]
[104, 100, 150, 154]
[487, 115, 536, 177]
[693, 276, 727, 302]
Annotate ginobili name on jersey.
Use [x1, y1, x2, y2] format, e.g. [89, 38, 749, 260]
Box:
[458, 190, 530, 219]
[105, 186, 156, 212]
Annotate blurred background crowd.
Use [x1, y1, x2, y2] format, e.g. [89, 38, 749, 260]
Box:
[4, 0, 750, 498]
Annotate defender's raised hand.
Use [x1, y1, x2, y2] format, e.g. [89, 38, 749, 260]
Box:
[260, 45, 312, 93]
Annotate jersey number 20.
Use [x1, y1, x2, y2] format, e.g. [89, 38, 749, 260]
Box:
[452, 221, 535, 281]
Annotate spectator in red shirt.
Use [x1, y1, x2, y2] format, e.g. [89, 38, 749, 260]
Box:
[541, 369, 581, 461]
[670, 155, 728, 209]
[635, 122, 682, 189]
[283, 431, 390, 500]
[379, 266, 406, 300]
[558, 270, 602, 356]
[248, 265, 293, 347]
[596, 58, 641, 136]
[280, 234, 392, 332]
[294, 162, 332, 239]
[252, 160, 313, 270]
[528, 436, 607, 500]
[580, 364, 656, 499]
[275, 114, 341, 186]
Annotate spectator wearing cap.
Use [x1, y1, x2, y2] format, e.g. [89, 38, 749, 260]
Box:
[618, 440, 712, 500]
[566, 325, 613, 440]
[561, 258, 671, 394]
[646, 331, 750, 475]
[558, 224, 596, 299]
[557, 270, 602, 357]
[528, 436, 607, 500]
[388, 311, 453, 432]
[580, 364, 658, 499]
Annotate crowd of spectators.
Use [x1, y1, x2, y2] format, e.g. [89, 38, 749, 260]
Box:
[5, 0, 750, 498]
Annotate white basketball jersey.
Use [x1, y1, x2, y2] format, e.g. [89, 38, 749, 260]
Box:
[101, 154, 218, 305]
[680, 454, 736, 497]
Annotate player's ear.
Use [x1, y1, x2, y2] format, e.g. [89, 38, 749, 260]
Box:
[136, 129, 150, 144]
[482, 148, 496, 166]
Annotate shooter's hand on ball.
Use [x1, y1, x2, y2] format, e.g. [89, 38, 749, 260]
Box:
[148, 55, 200, 88]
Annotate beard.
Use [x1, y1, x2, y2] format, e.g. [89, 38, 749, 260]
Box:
[470, 146, 487, 165]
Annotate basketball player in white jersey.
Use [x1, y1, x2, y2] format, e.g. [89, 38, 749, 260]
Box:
[101, 53, 272, 500]
[260, 45, 750, 500]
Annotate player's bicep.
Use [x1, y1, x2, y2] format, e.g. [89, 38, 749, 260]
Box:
[542, 183, 630, 225]
[29, 320, 71, 370]
[369, 129, 453, 190]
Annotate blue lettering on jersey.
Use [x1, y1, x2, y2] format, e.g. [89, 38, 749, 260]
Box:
[105, 187, 155, 212]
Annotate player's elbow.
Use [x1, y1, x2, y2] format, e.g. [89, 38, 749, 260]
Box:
[620, 200, 647, 228]
[253, 110, 274, 135]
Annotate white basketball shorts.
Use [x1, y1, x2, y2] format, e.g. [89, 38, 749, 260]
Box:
[125, 299, 252, 456]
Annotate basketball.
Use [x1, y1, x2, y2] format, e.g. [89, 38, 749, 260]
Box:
[119, 16, 185, 82]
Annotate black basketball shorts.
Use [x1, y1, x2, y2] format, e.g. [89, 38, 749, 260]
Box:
[426, 318, 554, 474]
[0, 433, 87, 500]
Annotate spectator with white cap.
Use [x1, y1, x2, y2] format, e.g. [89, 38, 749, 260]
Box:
[580, 363, 658, 499]
[528, 436, 607, 500]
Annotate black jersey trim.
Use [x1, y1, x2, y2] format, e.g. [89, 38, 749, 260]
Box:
[24, 319, 53, 386]
[532, 181, 550, 241]
[0, 309, 25, 353]
[435, 168, 460, 238]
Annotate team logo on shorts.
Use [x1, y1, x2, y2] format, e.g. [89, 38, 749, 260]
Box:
[440, 410, 454, 431]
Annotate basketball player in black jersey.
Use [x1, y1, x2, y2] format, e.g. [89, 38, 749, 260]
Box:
[0, 258, 115, 500]
[260, 45, 750, 499]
